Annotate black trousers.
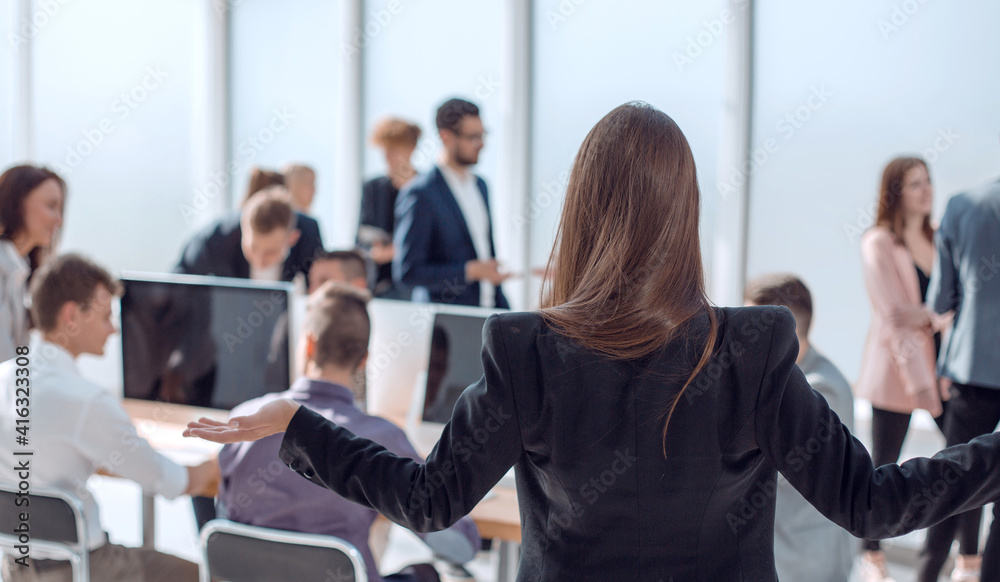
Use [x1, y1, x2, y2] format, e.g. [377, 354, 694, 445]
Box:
[917, 383, 1000, 582]
[863, 405, 948, 552]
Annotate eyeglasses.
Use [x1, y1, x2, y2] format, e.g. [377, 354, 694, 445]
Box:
[451, 129, 487, 143]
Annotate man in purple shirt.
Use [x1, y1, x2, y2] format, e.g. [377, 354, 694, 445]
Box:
[217, 282, 480, 582]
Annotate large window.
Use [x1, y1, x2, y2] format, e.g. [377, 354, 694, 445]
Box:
[747, 0, 1000, 379]
[0, 2, 15, 168]
[229, 0, 343, 245]
[31, 0, 207, 273]
[529, 0, 727, 309]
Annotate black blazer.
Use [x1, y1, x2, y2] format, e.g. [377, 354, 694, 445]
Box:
[279, 306, 1000, 581]
[175, 211, 323, 282]
[392, 166, 509, 308]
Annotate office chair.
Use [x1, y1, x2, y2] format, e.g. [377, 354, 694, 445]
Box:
[0, 482, 90, 582]
[200, 519, 368, 582]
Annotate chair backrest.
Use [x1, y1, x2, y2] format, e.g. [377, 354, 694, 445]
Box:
[0, 482, 89, 582]
[200, 519, 367, 582]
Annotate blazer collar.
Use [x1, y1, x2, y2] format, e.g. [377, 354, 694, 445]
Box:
[431, 165, 477, 251]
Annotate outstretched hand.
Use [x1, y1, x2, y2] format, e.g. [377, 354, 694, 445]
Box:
[183, 398, 301, 444]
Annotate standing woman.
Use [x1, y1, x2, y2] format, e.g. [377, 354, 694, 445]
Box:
[186, 104, 1000, 581]
[358, 117, 421, 297]
[0, 165, 65, 362]
[856, 156, 952, 581]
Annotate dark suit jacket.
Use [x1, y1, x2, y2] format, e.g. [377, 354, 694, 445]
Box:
[928, 177, 1000, 389]
[392, 166, 509, 308]
[279, 306, 1000, 580]
[175, 211, 323, 282]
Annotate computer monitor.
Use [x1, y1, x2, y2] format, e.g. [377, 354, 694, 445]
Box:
[119, 271, 294, 410]
[420, 312, 489, 424]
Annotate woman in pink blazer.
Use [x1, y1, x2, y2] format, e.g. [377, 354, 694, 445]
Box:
[856, 156, 953, 581]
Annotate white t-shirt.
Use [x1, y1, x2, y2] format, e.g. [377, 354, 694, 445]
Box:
[438, 164, 495, 307]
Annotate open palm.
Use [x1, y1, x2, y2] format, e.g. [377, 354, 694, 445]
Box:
[183, 398, 301, 444]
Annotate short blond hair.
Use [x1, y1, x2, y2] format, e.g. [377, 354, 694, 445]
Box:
[370, 117, 421, 149]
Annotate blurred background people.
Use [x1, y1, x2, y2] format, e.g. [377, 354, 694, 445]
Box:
[0, 164, 65, 362]
[242, 166, 286, 206]
[917, 157, 1000, 582]
[282, 163, 317, 214]
[393, 98, 510, 308]
[856, 156, 952, 581]
[308, 249, 369, 295]
[359, 117, 421, 298]
[177, 185, 322, 284]
[745, 273, 855, 582]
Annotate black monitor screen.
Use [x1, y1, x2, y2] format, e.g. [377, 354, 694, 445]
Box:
[120, 273, 292, 410]
[422, 313, 488, 423]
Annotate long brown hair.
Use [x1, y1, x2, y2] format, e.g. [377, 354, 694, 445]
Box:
[0, 164, 66, 274]
[539, 102, 718, 446]
[876, 157, 933, 243]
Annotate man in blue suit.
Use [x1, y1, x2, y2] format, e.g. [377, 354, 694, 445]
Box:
[393, 98, 510, 308]
[917, 163, 1000, 582]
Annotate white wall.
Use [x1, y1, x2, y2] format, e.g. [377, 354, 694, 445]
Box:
[229, 0, 344, 245]
[747, 0, 1000, 381]
[28, 0, 209, 274]
[528, 0, 728, 309]
[0, 2, 14, 167]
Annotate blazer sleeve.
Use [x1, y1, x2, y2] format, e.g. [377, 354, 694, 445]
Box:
[928, 204, 960, 314]
[756, 308, 1000, 539]
[358, 179, 377, 231]
[278, 314, 522, 532]
[393, 187, 468, 291]
[175, 231, 214, 276]
[291, 214, 324, 279]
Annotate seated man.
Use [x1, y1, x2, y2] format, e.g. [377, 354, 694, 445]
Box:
[308, 249, 370, 294]
[176, 186, 323, 285]
[217, 283, 480, 582]
[0, 253, 218, 582]
[745, 273, 855, 582]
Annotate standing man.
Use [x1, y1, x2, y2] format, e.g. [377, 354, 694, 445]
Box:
[917, 168, 1000, 582]
[393, 98, 511, 308]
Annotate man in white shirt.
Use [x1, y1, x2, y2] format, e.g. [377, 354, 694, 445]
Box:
[0, 253, 217, 582]
[393, 98, 511, 308]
